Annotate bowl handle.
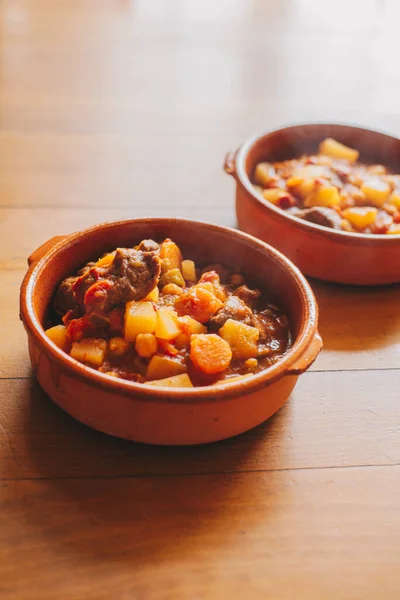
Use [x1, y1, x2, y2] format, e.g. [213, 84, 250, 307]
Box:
[28, 235, 67, 267]
[223, 148, 239, 177]
[287, 333, 323, 375]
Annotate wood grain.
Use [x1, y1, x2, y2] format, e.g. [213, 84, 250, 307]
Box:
[1, 466, 399, 600]
[1, 0, 400, 598]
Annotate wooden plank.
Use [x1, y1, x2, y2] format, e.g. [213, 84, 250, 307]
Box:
[2, 2, 400, 137]
[1, 369, 399, 480]
[1, 465, 399, 600]
[0, 132, 238, 209]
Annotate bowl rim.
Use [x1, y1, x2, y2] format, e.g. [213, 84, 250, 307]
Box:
[235, 120, 400, 242]
[20, 218, 320, 403]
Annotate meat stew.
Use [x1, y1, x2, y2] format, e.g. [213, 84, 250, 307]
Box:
[252, 137, 400, 235]
[45, 238, 291, 387]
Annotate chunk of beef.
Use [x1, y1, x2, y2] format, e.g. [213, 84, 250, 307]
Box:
[104, 249, 161, 308]
[253, 308, 290, 344]
[136, 239, 160, 253]
[53, 262, 96, 317]
[209, 294, 254, 330]
[54, 248, 161, 318]
[302, 207, 343, 230]
[53, 276, 80, 317]
[233, 285, 261, 308]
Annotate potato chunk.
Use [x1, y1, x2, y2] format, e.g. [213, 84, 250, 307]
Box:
[218, 319, 259, 360]
[360, 179, 391, 207]
[319, 138, 359, 162]
[254, 162, 276, 186]
[342, 207, 378, 230]
[45, 324, 69, 351]
[178, 315, 207, 336]
[142, 286, 159, 302]
[124, 301, 156, 342]
[160, 239, 182, 273]
[304, 184, 341, 208]
[155, 307, 181, 340]
[146, 355, 187, 380]
[147, 373, 193, 388]
[70, 338, 107, 368]
[262, 188, 287, 204]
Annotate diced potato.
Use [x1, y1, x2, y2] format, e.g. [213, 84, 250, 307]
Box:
[218, 319, 259, 360]
[142, 286, 159, 302]
[388, 190, 400, 210]
[181, 259, 196, 282]
[147, 373, 193, 388]
[342, 207, 378, 231]
[361, 178, 391, 207]
[304, 184, 341, 208]
[124, 301, 157, 342]
[160, 239, 182, 272]
[70, 338, 107, 368]
[178, 315, 207, 336]
[95, 252, 115, 267]
[287, 176, 316, 200]
[160, 268, 185, 287]
[108, 337, 130, 358]
[319, 138, 359, 162]
[135, 333, 158, 358]
[262, 188, 287, 205]
[146, 354, 187, 380]
[155, 307, 181, 340]
[175, 286, 223, 323]
[387, 224, 400, 234]
[162, 283, 183, 296]
[45, 324, 69, 351]
[254, 162, 276, 186]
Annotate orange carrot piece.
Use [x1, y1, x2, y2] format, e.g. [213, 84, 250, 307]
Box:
[190, 334, 232, 375]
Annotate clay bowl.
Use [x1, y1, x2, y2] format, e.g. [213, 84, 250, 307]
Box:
[224, 123, 400, 285]
[20, 218, 322, 445]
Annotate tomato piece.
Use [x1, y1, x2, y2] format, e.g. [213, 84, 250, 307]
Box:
[84, 279, 113, 312]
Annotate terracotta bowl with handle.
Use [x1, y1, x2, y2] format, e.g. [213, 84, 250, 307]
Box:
[20, 218, 322, 445]
[225, 122, 400, 285]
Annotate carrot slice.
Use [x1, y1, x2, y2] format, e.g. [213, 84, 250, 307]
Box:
[190, 334, 232, 375]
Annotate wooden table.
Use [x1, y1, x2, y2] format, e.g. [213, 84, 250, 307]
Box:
[1, 1, 399, 598]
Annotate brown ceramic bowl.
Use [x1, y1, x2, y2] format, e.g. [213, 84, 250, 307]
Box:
[20, 218, 322, 445]
[225, 123, 400, 285]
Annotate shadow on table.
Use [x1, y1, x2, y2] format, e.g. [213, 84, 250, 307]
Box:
[309, 278, 400, 352]
[14, 379, 292, 565]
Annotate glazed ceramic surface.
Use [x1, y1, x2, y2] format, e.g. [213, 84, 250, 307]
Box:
[225, 123, 400, 285]
[20, 219, 322, 444]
